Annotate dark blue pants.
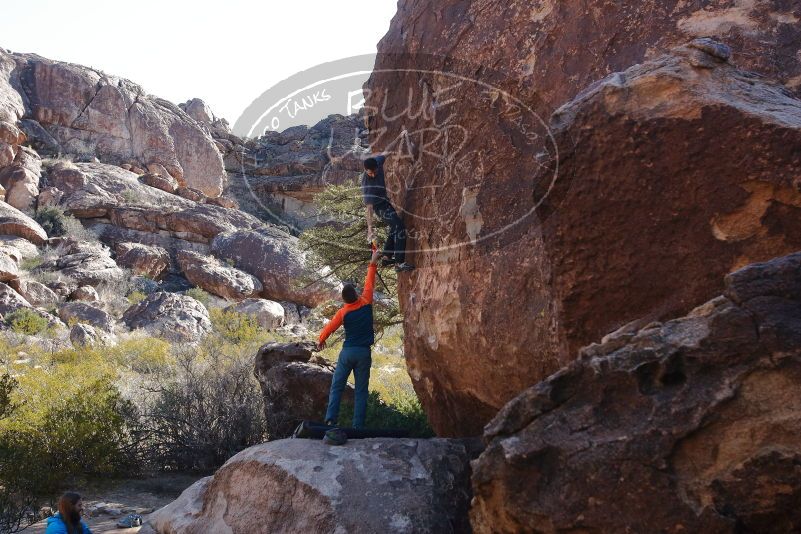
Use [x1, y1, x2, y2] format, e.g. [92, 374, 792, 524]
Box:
[376, 205, 406, 263]
[325, 346, 371, 427]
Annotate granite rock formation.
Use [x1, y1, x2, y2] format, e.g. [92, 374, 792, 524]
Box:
[368, 32, 801, 435]
[470, 250, 801, 533]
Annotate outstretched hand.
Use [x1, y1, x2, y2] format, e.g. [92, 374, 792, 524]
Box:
[370, 247, 382, 265]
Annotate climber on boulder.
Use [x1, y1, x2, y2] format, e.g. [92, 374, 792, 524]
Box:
[363, 154, 414, 272]
[316, 246, 382, 428]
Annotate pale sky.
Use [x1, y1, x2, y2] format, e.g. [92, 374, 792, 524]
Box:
[0, 0, 398, 125]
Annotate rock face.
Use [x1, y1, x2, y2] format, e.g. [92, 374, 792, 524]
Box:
[227, 298, 284, 329]
[0, 201, 47, 245]
[123, 292, 211, 343]
[176, 250, 262, 301]
[40, 239, 123, 287]
[58, 302, 114, 332]
[368, 36, 801, 435]
[0, 146, 40, 210]
[5, 49, 226, 197]
[470, 251, 801, 533]
[8, 279, 58, 307]
[114, 242, 171, 280]
[254, 342, 352, 439]
[144, 437, 477, 534]
[211, 229, 337, 307]
[222, 114, 368, 230]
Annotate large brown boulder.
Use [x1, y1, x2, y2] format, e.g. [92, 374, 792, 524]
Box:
[211, 229, 337, 307]
[8, 278, 58, 307]
[0, 146, 40, 210]
[6, 49, 225, 197]
[39, 239, 124, 287]
[368, 39, 801, 436]
[122, 291, 211, 343]
[0, 201, 47, 245]
[470, 251, 801, 533]
[144, 437, 477, 534]
[115, 242, 171, 280]
[254, 342, 351, 439]
[176, 249, 262, 301]
[57, 301, 114, 332]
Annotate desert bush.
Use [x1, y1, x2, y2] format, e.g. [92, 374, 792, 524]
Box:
[338, 390, 433, 438]
[209, 308, 262, 345]
[131, 338, 268, 471]
[19, 256, 42, 272]
[33, 206, 69, 237]
[0, 358, 134, 532]
[185, 287, 211, 307]
[127, 290, 147, 305]
[4, 309, 49, 336]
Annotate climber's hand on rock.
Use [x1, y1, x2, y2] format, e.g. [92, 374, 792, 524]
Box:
[370, 248, 382, 265]
[316, 340, 326, 352]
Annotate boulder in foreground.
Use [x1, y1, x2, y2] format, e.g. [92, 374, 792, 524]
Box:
[470, 251, 801, 533]
[144, 437, 478, 534]
[254, 342, 352, 439]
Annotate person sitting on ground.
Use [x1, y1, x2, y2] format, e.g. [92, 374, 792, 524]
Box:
[317, 246, 382, 428]
[45, 492, 92, 534]
[363, 154, 414, 272]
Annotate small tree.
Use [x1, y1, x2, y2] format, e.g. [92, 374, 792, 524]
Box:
[299, 182, 401, 337]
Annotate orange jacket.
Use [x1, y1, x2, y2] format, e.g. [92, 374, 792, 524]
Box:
[318, 263, 377, 344]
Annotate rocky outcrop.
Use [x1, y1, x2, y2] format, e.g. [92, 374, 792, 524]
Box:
[176, 250, 262, 301]
[227, 298, 284, 329]
[139, 171, 178, 194]
[144, 438, 477, 534]
[0, 146, 40, 210]
[368, 38, 801, 435]
[0, 201, 47, 245]
[8, 278, 58, 307]
[122, 291, 211, 343]
[223, 114, 367, 230]
[211, 229, 337, 308]
[69, 285, 99, 303]
[0, 244, 19, 282]
[470, 251, 801, 533]
[5, 49, 226, 197]
[69, 322, 104, 347]
[254, 342, 351, 439]
[39, 239, 123, 287]
[58, 302, 114, 332]
[114, 242, 170, 280]
[0, 281, 31, 316]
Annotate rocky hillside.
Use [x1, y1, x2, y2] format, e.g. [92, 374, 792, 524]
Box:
[0, 47, 351, 346]
[366, 0, 801, 436]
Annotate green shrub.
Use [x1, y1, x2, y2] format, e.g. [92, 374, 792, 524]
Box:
[5, 308, 49, 336]
[20, 256, 42, 271]
[185, 287, 211, 307]
[127, 290, 147, 305]
[34, 206, 69, 237]
[0, 357, 134, 508]
[338, 391, 434, 438]
[209, 308, 261, 345]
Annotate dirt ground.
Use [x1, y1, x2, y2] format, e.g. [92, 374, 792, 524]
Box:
[21, 473, 202, 534]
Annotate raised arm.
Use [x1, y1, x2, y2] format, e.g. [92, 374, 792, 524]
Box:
[366, 204, 374, 243]
[362, 247, 381, 303]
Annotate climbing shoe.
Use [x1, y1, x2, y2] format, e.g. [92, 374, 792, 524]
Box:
[394, 262, 415, 272]
[323, 428, 348, 446]
[380, 256, 397, 267]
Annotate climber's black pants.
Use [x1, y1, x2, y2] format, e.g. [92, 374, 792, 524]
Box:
[376, 205, 406, 263]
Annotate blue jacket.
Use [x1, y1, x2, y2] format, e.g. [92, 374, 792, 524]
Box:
[45, 513, 92, 534]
